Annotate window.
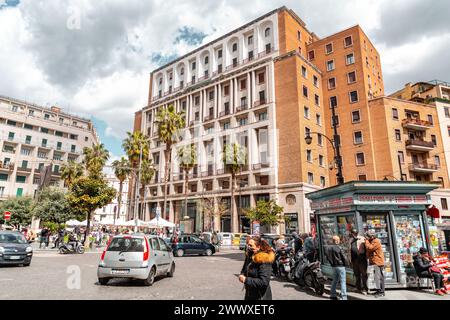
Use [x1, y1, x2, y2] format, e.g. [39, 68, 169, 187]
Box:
[435, 156, 441, 167]
[265, 43, 271, 54]
[304, 106, 310, 119]
[28, 109, 34, 116]
[326, 60, 335, 71]
[317, 133, 323, 146]
[41, 138, 47, 147]
[333, 115, 340, 126]
[427, 115, 433, 125]
[258, 73, 265, 84]
[232, 43, 238, 52]
[352, 110, 361, 123]
[248, 51, 254, 60]
[305, 127, 311, 137]
[316, 114, 322, 126]
[24, 124, 33, 130]
[16, 175, 26, 183]
[0, 174, 8, 181]
[297, 30, 301, 40]
[346, 53, 355, 65]
[308, 50, 315, 61]
[180, 67, 184, 75]
[330, 96, 338, 108]
[313, 75, 319, 87]
[258, 112, 268, 121]
[307, 172, 314, 184]
[195, 96, 200, 105]
[302, 86, 308, 98]
[444, 107, 450, 118]
[7, 120, 16, 126]
[238, 118, 247, 126]
[41, 127, 49, 134]
[398, 151, 405, 164]
[192, 62, 196, 70]
[240, 79, 247, 90]
[248, 35, 253, 45]
[223, 122, 230, 130]
[8, 132, 14, 141]
[301, 66, 307, 78]
[441, 198, 448, 210]
[431, 135, 437, 146]
[21, 160, 28, 169]
[347, 71, 357, 83]
[44, 114, 50, 120]
[358, 175, 367, 181]
[21, 148, 31, 156]
[71, 145, 76, 152]
[0, 186, 4, 196]
[12, 105, 18, 112]
[25, 135, 32, 144]
[349, 91, 359, 103]
[395, 129, 401, 141]
[328, 78, 336, 90]
[325, 43, 333, 54]
[232, 58, 238, 67]
[224, 86, 229, 96]
[356, 152, 365, 165]
[55, 130, 63, 137]
[264, 28, 270, 37]
[448, 126, 450, 137]
[392, 108, 399, 120]
[38, 151, 47, 159]
[204, 56, 209, 64]
[344, 36, 353, 47]
[320, 176, 326, 187]
[314, 94, 320, 106]
[57, 141, 62, 150]
[306, 150, 312, 162]
[354, 131, 363, 144]
[240, 96, 247, 107]
[319, 155, 324, 167]
[16, 188, 23, 197]
[218, 50, 222, 59]
[209, 91, 214, 101]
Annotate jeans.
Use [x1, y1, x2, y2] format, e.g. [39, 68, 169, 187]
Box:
[418, 271, 445, 289]
[352, 258, 368, 292]
[373, 265, 385, 293]
[331, 266, 347, 300]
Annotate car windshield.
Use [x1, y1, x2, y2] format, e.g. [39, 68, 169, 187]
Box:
[107, 237, 144, 252]
[0, 233, 28, 244]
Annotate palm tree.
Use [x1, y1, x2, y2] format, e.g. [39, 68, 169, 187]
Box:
[223, 142, 247, 233]
[83, 143, 109, 174]
[112, 157, 132, 224]
[155, 105, 185, 220]
[60, 161, 83, 188]
[176, 144, 197, 225]
[122, 131, 150, 219]
[139, 159, 155, 220]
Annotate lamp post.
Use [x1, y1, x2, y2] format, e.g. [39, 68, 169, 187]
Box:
[305, 129, 344, 185]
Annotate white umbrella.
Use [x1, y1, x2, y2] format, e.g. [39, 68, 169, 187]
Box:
[80, 219, 99, 226]
[124, 219, 148, 227]
[147, 217, 175, 228]
[65, 219, 81, 226]
[98, 217, 115, 225]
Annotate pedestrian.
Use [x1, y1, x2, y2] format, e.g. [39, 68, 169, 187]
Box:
[275, 235, 286, 250]
[239, 236, 275, 300]
[39, 227, 48, 249]
[291, 232, 303, 254]
[365, 230, 385, 298]
[303, 233, 315, 262]
[325, 235, 348, 300]
[350, 229, 368, 295]
[46, 229, 51, 248]
[413, 247, 448, 296]
[216, 231, 222, 252]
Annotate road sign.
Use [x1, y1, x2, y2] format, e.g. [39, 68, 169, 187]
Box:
[4, 211, 11, 221]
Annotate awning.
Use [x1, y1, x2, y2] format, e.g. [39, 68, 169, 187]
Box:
[427, 206, 440, 219]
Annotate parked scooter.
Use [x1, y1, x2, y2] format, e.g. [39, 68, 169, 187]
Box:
[58, 240, 85, 254]
[276, 246, 295, 280]
[291, 251, 326, 295]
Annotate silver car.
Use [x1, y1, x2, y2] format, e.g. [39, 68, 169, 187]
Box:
[97, 234, 175, 286]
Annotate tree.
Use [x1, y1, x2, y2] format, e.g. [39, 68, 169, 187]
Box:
[32, 187, 78, 224]
[245, 200, 285, 231]
[83, 143, 109, 173]
[139, 159, 155, 220]
[176, 144, 197, 225]
[112, 157, 132, 223]
[199, 198, 228, 232]
[0, 197, 34, 229]
[223, 142, 247, 233]
[61, 161, 84, 188]
[155, 104, 185, 220]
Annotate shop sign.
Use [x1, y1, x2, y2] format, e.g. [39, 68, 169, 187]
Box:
[311, 197, 353, 210]
[252, 221, 260, 235]
[318, 206, 353, 214]
[354, 195, 429, 205]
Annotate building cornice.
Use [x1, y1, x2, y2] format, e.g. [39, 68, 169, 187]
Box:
[274, 50, 322, 75]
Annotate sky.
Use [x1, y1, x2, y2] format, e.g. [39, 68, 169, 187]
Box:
[1, 0, 450, 161]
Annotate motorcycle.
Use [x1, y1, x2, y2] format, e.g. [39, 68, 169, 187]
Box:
[58, 240, 85, 254]
[276, 246, 295, 280]
[291, 251, 326, 295]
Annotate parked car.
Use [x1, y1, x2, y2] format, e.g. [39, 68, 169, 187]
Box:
[171, 234, 216, 257]
[0, 231, 33, 267]
[97, 234, 175, 286]
[218, 232, 233, 246]
[200, 232, 213, 244]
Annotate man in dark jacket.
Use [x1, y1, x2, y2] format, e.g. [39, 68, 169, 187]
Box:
[325, 235, 348, 300]
[413, 247, 447, 295]
[350, 229, 368, 294]
[292, 232, 302, 254]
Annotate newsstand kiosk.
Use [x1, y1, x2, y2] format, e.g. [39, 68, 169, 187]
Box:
[306, 181, 439, 289]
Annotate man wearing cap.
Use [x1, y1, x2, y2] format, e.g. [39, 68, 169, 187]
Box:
[350, 229, 368, 294]
[413, 247, 448, 296]
[365, 230, 385, 297]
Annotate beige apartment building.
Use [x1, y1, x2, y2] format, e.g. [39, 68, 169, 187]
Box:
[133, 7, 450, 233]
[0, 95, 99, 199]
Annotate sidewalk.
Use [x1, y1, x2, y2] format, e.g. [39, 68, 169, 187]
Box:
[329, 285, 450, 300]
[31, 242, 104, 253]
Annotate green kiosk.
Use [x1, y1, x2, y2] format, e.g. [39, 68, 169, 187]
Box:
[306, 181, 439, 289]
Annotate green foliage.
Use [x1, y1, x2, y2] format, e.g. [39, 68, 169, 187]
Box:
[60, 161, 84, 188]
[140, 159, 155, 186]
[112, 157, 131, 183]
[245, 200, 284, 227]
[155, 104, 185, 149]
[223, 142, 247, 175]
[42, 221, 65, 233]
[177, 144, 197, 171]
[32, 187, 79, 224]
[122, 131, 150, 167]
[0, 196, 34, 227]
[83, 143, 109, 174]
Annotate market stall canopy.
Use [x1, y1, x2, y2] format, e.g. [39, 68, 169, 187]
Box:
[147, 217, 175, 228]
[65, 219, 81, 226]
[98, 218, 127, 226]
[123, 219, 148, 227]
[80, 219, 99, 226]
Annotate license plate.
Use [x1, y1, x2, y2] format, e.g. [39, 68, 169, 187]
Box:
[9, 256, 21, 260]
[111, 269, 129, 275]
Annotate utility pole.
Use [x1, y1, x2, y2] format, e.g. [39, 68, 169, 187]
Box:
[133, 144, 143, 232]
[330, 104, 344, 185]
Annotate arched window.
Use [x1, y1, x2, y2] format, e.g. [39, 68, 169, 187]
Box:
[232, 43, 238, 52]
[204, 56, 209, 64]
[158, 77, 162, 85]
[265, 27, 271, 37]
[180, 67, 184, 75]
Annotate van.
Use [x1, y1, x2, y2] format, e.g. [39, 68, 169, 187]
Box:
[218, 232, 233, 246]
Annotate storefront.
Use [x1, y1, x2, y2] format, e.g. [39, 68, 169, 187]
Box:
[307, 181, 439, 289]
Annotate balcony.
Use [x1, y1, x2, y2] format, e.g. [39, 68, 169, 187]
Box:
[17, 166, 32, 174]
[405, 139, 435, 152]
[409, 163, 439, 173]
[51, 171, 61, 177]
[236, 104, 248, 113]
[0, 163, 14, 171]
[402, 119, 432, 131]
[219, 109, 230, 117]
[203, 115, 214, 122]
[253, 99, 267, 108]
[252, 163, 270, 170]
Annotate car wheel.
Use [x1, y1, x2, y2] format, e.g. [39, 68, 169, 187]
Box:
[167, 263, 175, 277]
[98, 278, 109, 285]
[77, 246, 85, 254]
[143, 267, 156, 286]
[176, 249, 184, 257]
[205, 249, 213, 256]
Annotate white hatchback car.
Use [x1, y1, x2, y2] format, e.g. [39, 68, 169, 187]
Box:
[97, 234, 175, 286]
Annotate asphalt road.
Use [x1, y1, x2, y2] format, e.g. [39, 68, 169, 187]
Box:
[0, 249, 328, 300]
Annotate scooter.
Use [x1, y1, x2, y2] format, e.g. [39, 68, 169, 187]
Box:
[276, 246, 295, 280]
[291, 251, 326, 295]
[58, 241, 85, 254]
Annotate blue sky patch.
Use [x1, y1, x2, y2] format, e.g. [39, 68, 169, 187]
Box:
[151, 52, 179, 67]
[174, 26, 207, 46]
[91, 117, 124, 158]
[0, 0, 20, 9]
